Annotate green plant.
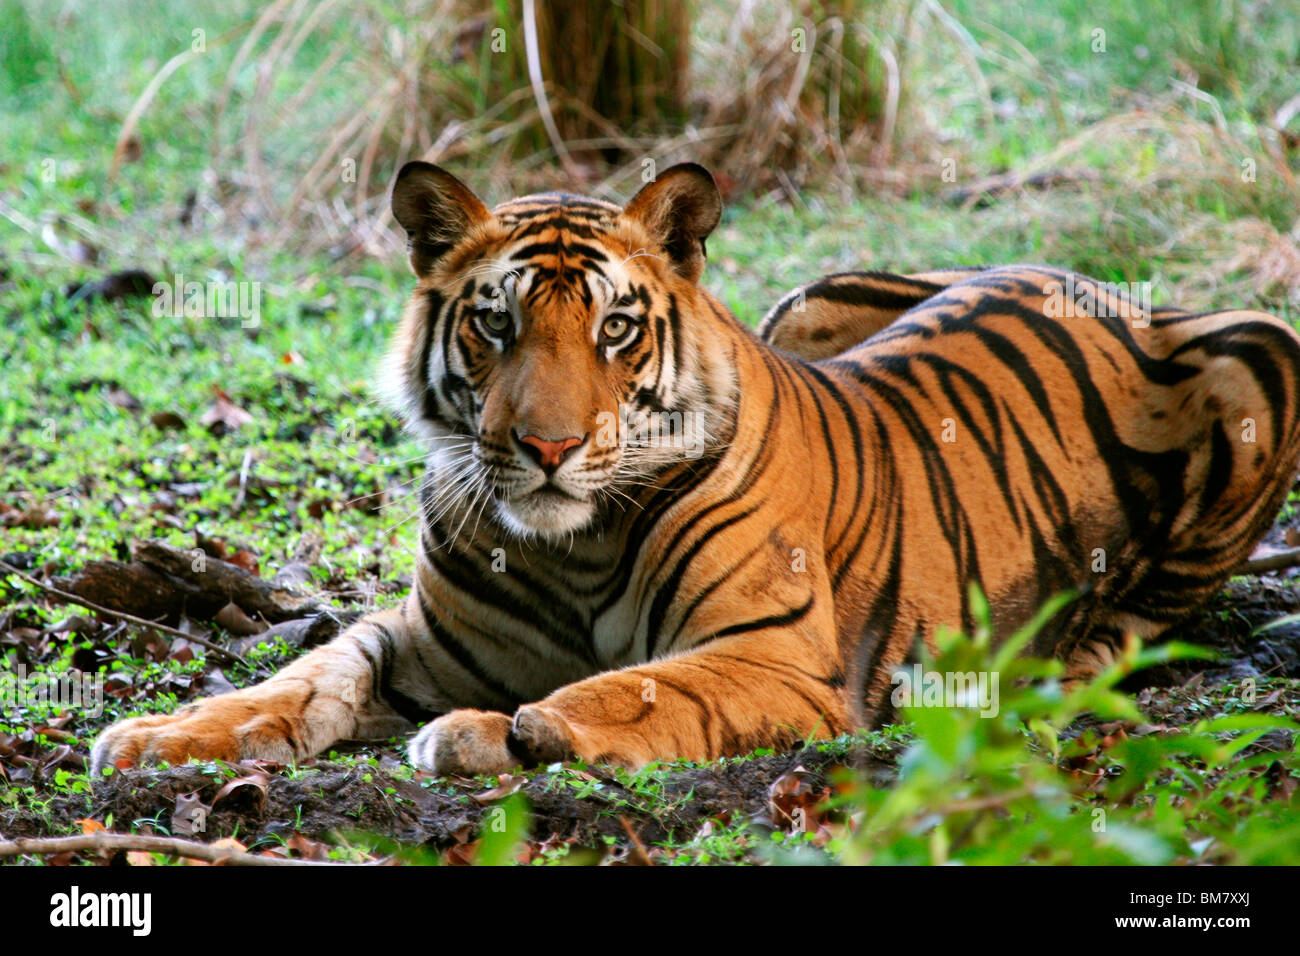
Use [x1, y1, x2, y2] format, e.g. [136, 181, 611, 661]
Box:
[824, 588, 1299, 865]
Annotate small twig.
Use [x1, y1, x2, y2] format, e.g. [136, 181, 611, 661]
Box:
[937, 787, 1035, 815]
[1239, 547, 1300, 576]
[522, 0, 582, 182]
[0, 558, 250, 668]
[232, 448, 253, 513]
[618, 816, 654, 866]
[0, 831, 349, 866]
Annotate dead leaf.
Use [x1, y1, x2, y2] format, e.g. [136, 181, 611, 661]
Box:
[768, 764, 829, 833]
[103, 384, 141, 411]
[200, 387, 254, 435]
[0, 501, 60, 529]
[200, 668, 238, 697]
[227, 549, 259, 574]
[286, 832, 331, 860]
[211, 772, 269, 814]
[166, 637, 197, 664]
[150, 410, 186, 431]
[1131, 723, 1173, 736]
[41, 744, 78, 773]
[194, 530, 228, 560]
[473, 773, 525, 803]
[213, 601, 267, 636]
[271, 563, 313, 590]
[444, 841, 478, 865]
[63, 269, 154, 304]
[171, 791, 211, 837]
[1255, 688, 1284, 710]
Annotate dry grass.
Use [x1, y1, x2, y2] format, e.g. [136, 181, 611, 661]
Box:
[87, 0, 1299, 316]
[1011, 105, 1300, 309]
[110, 0, 954, 263]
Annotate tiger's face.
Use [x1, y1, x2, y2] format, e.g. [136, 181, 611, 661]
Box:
[383, 163, 730, 541]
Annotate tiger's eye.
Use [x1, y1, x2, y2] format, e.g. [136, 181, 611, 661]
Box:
[481, 309, 511, 333]
[601, 315, 631, 341]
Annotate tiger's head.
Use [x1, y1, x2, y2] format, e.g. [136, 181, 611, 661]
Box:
[382, 162, 737, 542]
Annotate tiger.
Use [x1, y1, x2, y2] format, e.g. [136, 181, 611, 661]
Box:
[92, 162, 1300, 778]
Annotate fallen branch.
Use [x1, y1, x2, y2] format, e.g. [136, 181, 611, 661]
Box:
[134, 539, 322, 622]
[944, 167, 1102, 208]
[0, 831, 349, 866]
[0, 558, 250, 668]
[1239, 547, 1300, 576]
[55, 539, 320, 643]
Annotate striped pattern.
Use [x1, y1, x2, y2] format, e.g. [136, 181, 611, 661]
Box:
[92, 186, 1300, 777]
[758, 267, 989, 359]
[762, 266, 1300, 709]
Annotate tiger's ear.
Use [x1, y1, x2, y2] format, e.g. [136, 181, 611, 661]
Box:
[622, 163, 722, 283]
[391, 161, 492, 277]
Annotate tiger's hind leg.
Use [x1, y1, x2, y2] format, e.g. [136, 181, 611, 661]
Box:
[758, 268, 988, 360]
[1061, 307, 1300, 685]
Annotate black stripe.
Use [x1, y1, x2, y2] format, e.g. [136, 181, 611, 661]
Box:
[415, 588, 521, 706]
[373, 624, 439, 724]
[704, 594, 815, 641]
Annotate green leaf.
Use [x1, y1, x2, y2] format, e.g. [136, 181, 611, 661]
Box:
[475, 793, 531, 867]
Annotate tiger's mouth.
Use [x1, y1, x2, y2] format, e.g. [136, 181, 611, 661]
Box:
[492, 477, 599, 539]
[526, 483, 583, 502]
[493, 480, 584, 505]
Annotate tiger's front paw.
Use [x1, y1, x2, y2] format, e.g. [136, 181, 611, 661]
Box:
[91, 710, 243, 777]
[408, 709, 516, 776]
[509, 704, 575, 765]
[407, 706, 575, 776]
[91, 691, 306, 776]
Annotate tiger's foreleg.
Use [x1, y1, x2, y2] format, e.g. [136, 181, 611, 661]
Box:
[409, 630, 849, 776]
[90, 607, 429, 774]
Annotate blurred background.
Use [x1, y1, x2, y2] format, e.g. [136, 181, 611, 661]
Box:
[4, 0, 1299, 312]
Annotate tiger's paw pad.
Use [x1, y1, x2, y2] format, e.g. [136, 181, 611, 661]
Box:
[408, 709, 517, 777]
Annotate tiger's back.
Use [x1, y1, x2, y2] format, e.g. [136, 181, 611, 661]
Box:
[780, 265, 1300, 713]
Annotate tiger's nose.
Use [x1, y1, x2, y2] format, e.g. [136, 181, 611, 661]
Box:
[516, 432, 585, 471]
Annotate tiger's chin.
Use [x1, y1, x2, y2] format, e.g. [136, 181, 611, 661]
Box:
[493, 485, 598, 541]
